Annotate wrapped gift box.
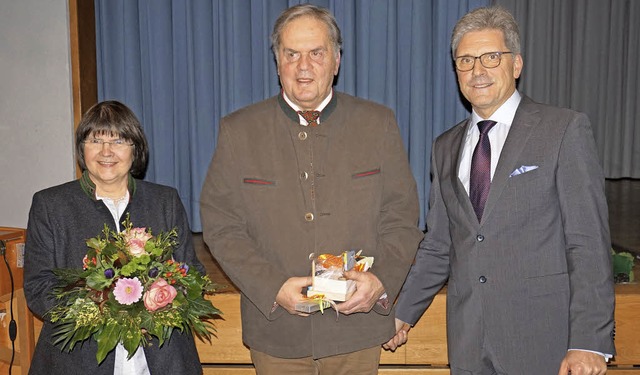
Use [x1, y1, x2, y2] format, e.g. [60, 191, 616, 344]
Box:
[296, 251, 373, 313]
[306, 277, 355, 302]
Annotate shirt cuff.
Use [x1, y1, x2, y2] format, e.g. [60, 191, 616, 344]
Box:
[568, 349, 612, 362]
[376, 292, 389, 310]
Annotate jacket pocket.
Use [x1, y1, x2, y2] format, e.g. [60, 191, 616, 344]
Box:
[525, 272, 569, 297]
[242, 177, 276, 186]
[352, 168, 381, 179]
[351, 167, 381, 190]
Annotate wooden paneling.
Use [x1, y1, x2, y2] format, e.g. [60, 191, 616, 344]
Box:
[203, 367, 256, 375]
[0, 289, 34, 375]
[4, 285, 640, 374]
[379, 369, 451, 374]
[611, 283, 640, 366]
[198, 294, 251, 364]
[193, 284, 640, 373]
[401, 290, 448, 365]
[196, 292, 450, 367]
[202, 367, 453, 375]
[68, 0, 98, 177]
[0, 228, 26, 297]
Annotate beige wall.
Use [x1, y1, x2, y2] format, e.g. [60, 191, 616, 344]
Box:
[0, 0, 75, 228]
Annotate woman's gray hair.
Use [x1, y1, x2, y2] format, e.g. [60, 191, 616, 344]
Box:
[271, 4, 342, 62]
[451, 6, 521, 57]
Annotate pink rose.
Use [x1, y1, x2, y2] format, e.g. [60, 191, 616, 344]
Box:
[143, 278, 177, 311]
[123, 227, 152, 257]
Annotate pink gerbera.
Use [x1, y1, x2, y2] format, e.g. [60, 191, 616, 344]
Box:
[113, 277, 143, 305]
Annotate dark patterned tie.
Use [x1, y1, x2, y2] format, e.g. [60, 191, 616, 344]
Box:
[298, 110, 320, 126]
[469, 120, 497, 222]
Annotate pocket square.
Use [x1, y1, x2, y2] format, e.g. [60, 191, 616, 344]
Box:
[510, 165, 538, 177]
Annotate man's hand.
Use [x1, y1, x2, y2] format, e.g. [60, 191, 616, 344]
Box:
[382, 318, 411, 351]
[275, 276, 313, 316]
[335, 270, 385, 315]
[558, 350, 607, 375]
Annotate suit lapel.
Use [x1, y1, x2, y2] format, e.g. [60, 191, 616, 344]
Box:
[481, 97, 541, 223]
[449, 120, 479, 225]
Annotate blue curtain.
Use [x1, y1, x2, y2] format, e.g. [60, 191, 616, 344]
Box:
[496, 0, 640, 178]
[95, 0, 489, 232]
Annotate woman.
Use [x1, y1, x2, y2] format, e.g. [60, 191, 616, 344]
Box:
[24, 101, 204, 374]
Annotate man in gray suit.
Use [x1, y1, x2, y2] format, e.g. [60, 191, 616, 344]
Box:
[384, 6, 615, 375]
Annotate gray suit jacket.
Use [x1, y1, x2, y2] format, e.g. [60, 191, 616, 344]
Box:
[396, 96, 615, 374]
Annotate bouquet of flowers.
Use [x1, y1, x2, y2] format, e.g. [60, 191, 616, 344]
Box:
[47, 216, 220, 364]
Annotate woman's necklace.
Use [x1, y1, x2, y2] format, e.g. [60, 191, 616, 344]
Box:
[98, 191, 129, 205]
[109, 194, 128, 203]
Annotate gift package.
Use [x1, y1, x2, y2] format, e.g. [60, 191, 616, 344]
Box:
[295, 250, 374, 313]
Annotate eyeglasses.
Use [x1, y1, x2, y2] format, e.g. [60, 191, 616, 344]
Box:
[83, 138, 134, 150]
[454, 51, 513, 72]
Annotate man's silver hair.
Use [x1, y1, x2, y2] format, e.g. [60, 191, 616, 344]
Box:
[271, 4, 342, 63]
[451, 6, 521, 57]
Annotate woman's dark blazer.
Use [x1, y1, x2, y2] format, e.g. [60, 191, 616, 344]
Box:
[24, 177, 204, 375]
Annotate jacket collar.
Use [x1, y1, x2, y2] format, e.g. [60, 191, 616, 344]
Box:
[79, 170, 137, 201]
[277, 90, 338, 124]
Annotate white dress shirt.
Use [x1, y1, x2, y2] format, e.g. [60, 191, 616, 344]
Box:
[282, 90, 333, 126]
[458, 90, 521, 193]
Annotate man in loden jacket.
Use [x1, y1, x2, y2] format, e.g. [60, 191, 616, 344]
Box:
[200, 4, 423, 375]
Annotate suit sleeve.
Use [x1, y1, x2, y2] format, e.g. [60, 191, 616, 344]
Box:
[394, 144, 453, 325]
[23, 192, 60, 318]
[371, 110, 424, 314]
[199, 120, 289, 320]
[167, 188, 205, 276]
[557, 113, 615, 354]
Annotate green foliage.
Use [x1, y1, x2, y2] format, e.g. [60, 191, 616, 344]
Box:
[612, 250, 635, 283]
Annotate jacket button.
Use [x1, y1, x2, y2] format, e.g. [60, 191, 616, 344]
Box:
[479, 276, 487, 283]
[476, 234, 484, 242]
[300, 171, 309, 180]
[304, 213, 314, 221]
[298, 131, 308, 140]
